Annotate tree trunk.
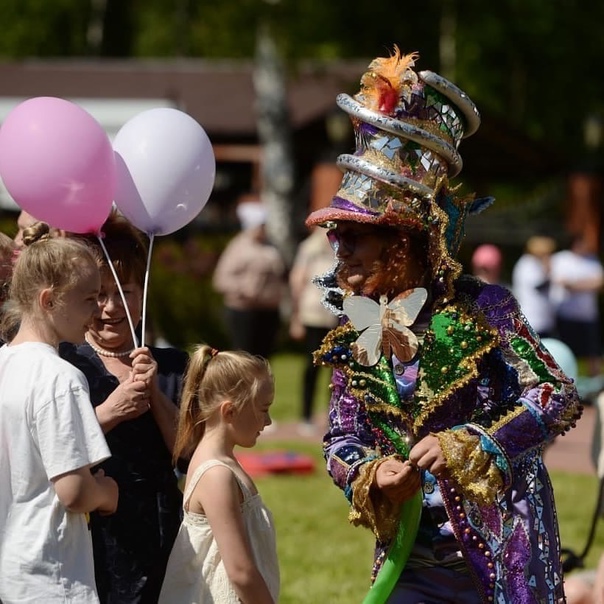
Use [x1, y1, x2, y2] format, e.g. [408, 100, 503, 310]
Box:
[253, 23, 296, 266]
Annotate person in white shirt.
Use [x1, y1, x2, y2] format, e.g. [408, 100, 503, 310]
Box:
[512, 235, 557, 338]
[550, 234, 604, 376]
[0, 221, 118, 604]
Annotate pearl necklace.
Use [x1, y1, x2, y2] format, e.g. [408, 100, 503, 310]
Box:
[85, 334, 134, 358]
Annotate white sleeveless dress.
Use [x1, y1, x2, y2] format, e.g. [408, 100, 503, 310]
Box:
[158, 460, 280, 603]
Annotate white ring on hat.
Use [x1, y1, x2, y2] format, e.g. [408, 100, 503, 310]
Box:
[337, 154, 435, 200]
[418, 70, 481, 137]
[337, 94, 464, 177]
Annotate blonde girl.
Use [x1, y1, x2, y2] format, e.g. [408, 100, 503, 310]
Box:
[0, 222, 118, 603]
[159, 346, 279, 604]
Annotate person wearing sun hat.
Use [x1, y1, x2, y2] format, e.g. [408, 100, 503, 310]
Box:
[212, 193, 286, 359]
[308, 47, 581, 603]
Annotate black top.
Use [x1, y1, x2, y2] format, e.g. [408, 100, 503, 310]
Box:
[60, 342, 189, 604]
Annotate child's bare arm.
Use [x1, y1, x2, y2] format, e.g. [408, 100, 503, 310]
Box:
[196, 465, 275, 604]
[52, 466, 118, 515]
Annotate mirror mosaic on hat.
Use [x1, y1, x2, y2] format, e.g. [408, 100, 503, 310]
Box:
[306, 47, 481, 231]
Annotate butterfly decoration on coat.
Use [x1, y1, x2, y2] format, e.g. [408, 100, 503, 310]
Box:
[343, 288, 428, 366]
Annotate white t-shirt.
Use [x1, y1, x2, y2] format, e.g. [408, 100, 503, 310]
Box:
[512, 254, 555, 334]
[0, 342, 111, 604]
[550, 250, 604, 321]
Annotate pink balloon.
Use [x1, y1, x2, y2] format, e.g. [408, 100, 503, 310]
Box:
[0, 97, 115, 233]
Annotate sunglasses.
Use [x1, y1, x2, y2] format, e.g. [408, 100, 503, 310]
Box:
[326, 226, 389, 254]
[327, 228, 367, 252]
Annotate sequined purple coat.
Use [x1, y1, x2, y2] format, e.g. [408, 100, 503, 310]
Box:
[317, 277, 581, 603]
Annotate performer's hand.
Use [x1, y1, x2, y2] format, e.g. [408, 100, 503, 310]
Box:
[409, 434, 447, 478]
[374, 458, 421, 504]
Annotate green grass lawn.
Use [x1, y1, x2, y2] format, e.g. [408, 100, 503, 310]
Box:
[255, 441, 374, 603]
[246, 353, 604, 603]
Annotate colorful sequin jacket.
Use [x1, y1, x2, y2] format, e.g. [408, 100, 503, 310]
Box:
[316, 276, 581, 603]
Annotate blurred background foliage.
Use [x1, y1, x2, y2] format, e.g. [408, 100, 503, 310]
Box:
[145, 233, 228, 349]
[1, 0, 603, 155]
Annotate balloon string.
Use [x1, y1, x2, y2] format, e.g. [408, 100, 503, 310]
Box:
[96, 234, 139, 349]
[140, 233, 154, 348]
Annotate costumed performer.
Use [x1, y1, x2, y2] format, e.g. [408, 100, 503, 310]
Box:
[306, 47, 582, 603]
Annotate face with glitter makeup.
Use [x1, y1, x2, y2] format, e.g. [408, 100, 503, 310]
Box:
[328, 222, 395, 293]
[329, 222, 428, 297]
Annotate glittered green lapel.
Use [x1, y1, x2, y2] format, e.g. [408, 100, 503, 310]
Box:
[316, 298, 498, 443]
[412, 303, 498, 428]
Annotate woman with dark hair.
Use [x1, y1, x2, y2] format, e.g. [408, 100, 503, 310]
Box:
[307, 48, 581, 603]
[60, 211, 189, 604]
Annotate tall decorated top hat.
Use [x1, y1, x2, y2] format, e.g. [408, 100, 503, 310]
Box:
[306, 48, 489, 298]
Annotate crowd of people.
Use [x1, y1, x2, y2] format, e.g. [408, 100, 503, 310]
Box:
[469, 233, 604, 382]
[0, 45, 600, 604]
[0, 211, 279, 604]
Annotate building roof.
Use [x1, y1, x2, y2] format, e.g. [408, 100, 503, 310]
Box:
[0, 58, 367, 136]
[0, 58, 566, 211]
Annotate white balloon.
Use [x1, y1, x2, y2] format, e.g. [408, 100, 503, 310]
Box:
[113, 108, 216, 235]
[541, 338, 578, 381]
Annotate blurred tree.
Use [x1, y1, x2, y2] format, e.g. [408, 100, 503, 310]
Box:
[254, 21, 296, 265]
[98, 0, 135, 56]
[1, 0, 603, 157]
[0, 0, 89, 56]
[2, 0, 603, 346]
[452, 0, 604, 153]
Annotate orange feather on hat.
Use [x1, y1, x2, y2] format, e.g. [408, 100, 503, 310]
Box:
[360, 46, 419, 115]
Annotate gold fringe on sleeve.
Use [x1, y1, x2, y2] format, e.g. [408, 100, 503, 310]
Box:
[436, 429, 504, 506]
[349, 456, 404, 541]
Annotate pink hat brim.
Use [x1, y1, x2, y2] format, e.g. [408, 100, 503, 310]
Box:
[305, 206, 382, 228]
